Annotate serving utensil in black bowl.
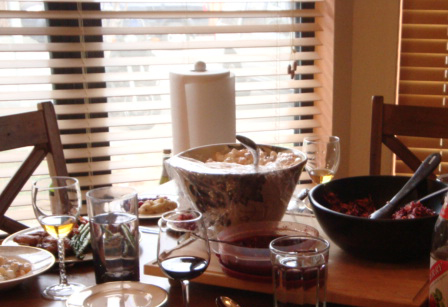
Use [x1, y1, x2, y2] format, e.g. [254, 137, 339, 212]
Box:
[309, 175, 447, 262]
[369, 153, 441, 219]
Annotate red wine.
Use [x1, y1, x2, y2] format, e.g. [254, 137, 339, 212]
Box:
[231, 234, 281, 248]
[160, 256, 208, 280]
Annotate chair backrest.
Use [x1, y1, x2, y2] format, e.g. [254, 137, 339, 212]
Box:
[370, 95, 448, 178]
[0, 101, 68, 234]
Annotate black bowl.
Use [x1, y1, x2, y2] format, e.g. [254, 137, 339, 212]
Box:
[308, 175, 446, 262]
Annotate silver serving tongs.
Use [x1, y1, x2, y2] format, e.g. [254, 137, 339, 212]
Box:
[370, 153, 441, 219]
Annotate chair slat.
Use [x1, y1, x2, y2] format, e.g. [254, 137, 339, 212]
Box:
[369, 95, 448, 177]
[0, 102, 68, 234]
[0, 111, 48, 151]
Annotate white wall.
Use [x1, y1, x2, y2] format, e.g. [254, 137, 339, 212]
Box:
[333, 0, 400, 178]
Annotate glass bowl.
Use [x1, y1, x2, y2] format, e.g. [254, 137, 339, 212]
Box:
[210, 221, 319, 281]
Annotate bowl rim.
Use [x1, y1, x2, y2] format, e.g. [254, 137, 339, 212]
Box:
[167, 143, 307, 175]
[211, 221, 321, 261]
[269, 235, 330, 256]
[308, 175, 442, 223]
[210, 221, 319, 255]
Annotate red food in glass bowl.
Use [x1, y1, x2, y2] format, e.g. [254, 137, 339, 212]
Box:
[210, 221, 319, 281]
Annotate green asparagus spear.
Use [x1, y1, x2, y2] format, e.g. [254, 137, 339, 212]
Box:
[72, 222, 90, 259]
[121, 224, 137, 255]
[75, 232, 91, 259]
[70, 222, 86, 250]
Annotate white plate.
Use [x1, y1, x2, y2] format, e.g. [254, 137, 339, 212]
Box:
[65, 281, 168, 307]
[0, 245, 55, 290]
[2, 226, 92, 263]
[138, 194, 179, 220]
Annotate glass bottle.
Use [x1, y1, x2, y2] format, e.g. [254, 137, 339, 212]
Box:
[430, 195, 448, 307]
[159, 149, 171, 185]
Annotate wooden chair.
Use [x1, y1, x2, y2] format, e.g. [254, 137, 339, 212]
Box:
[0, 101, 68, 234]
[370, 95, 448, 177]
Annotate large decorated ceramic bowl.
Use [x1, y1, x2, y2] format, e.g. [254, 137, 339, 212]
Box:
[166, 143, 306, 234]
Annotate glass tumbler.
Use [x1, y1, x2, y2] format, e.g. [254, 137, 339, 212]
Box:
[86, 186, 140, 284]
[269, 236, 330, 307]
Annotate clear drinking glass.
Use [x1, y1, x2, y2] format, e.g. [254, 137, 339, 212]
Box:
[287, 136, 340, 215]
[86, 186, 140, 284]
[157, 209, 210, 307]
[270, 236, 330, 307]
[31, 176, 85, 300]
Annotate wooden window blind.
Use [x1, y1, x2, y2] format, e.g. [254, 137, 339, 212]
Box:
[0, 0, 331, 227]
[396, 0, 448, 175]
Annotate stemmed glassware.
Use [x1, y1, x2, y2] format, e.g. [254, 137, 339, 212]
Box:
[31, 176, 85, 300]
[287, 135, 340, 214]
[304, 135, 340, 184]
[157, 209, 210, 307]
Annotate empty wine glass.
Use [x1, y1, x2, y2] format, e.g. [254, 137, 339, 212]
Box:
[31, 176, 85, 300]
[157, 209, 210, 307]
[287, 136, 340, 214]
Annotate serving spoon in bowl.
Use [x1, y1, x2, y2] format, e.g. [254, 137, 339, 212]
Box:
[416, 185, 448, 203]
[236, 135, 259, 167]
[369, 153, 441, 219]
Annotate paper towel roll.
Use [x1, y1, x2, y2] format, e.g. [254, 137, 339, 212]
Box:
[170, 62, 236, 154]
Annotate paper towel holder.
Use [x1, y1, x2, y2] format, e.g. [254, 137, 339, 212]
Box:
[192, 61, 207, 72]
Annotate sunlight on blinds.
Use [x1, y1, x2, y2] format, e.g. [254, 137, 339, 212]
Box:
[0, 0, 330, 225]
[396, 0, 448, 175]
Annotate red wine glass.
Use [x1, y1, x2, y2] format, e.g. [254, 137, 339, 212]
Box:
[157, 209, 210, 307]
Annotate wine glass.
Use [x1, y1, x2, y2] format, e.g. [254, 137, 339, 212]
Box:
[157, 209, 210, 307]
[303, 135, 340, 210]
[287, 136, 340, 214]
[31, 176, 85, 300]
[304, 135, 340, 184]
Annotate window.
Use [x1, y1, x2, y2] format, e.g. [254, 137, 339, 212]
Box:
[0, 0, 333, 227]
[396, 0, 448, 175]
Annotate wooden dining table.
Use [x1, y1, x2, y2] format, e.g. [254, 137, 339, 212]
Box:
[0, 219, 292, 307]
[1, 182, 431, 307]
